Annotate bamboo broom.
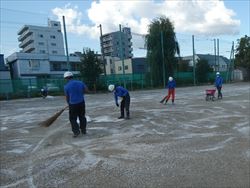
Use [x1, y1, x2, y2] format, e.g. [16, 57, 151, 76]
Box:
[39, 106, 68, 127]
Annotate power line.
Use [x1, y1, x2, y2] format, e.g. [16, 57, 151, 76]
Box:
[0, 7, 48, 15]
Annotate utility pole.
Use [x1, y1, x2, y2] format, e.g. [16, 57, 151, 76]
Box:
[217, 38, 220, 72]
[214, 39, 217, 72]
[119, 24, 126, 87]
[98, 24, 106, 77]
[192, 35, 196, 85]
[161, 31, 166, 87]
[62, 16, 70, 71]
[231, 41, 235, 81]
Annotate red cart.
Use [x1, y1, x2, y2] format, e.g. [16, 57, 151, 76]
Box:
[205, 89, 216, 101]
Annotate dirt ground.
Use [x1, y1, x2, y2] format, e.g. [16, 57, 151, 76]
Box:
[0, 82, 249, 188]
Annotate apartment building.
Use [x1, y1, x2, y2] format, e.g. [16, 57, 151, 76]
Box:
[6, 20, 81, 79]
[18, 19, 65, 55]
[100, 27, 133, 59]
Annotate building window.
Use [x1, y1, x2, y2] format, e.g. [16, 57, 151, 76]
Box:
[51, 43, 56, 46]
[38, 42, 44, 45]
[51, 62, 61, 71]
[40, 50, 46, 54]
[50, 35, 56, 39]
[52, 50, 57, 54]
[118, 66, 122, 71]
[54, 23, 58, 26]
[39, 34, 43, 38]
[57, 30, 61, 32]
[29, 60, 40, 70]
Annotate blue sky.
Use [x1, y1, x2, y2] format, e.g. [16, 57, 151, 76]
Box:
[1, 0, 249, 59]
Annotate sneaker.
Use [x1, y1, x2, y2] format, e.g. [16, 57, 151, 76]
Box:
[125, 116, 130, 120]
[81, 130, 86, 135]
[118, 116, 124, 119]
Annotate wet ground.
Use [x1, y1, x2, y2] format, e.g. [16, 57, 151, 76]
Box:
[0, 82, 249, 188]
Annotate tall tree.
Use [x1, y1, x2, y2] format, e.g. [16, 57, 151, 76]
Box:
[80, 48, 102, 88]
[234, 35, 250, 74]
[195, 59, 212, 83]
[146, 16, 180, 86]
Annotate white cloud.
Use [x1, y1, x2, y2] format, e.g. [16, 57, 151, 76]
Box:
[51, 0, 240, 39]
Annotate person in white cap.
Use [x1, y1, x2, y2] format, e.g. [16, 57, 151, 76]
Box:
[215, 72, 223, 99]
[160, 76, 176, 104]
[64, 71, 89, 137]
[108, 84, 130, 119]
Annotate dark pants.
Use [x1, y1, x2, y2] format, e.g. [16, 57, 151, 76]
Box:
[69, 101, 86, 135]
[120, 94, 130, 118]
[217, 86, 222, 99]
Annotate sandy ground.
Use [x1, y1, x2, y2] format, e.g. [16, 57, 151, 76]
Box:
[0, 82, 249, 188]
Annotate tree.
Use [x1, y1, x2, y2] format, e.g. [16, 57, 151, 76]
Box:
[234, 35, 250, 80]
[80, 48, 102, 89]
[146, 16, 180, 86]
[195, 59, 212, 83]
[177, 59, 192, 72]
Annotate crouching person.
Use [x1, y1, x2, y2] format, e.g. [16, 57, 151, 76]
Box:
[108, 84, 130, 119]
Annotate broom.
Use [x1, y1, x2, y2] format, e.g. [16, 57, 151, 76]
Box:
[39, 106, 68, 127]
[160, 95, 167, 103]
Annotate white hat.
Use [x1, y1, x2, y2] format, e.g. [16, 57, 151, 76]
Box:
[64, 71, 73, 78]
[108, 84, 115, 92]
[169, 76, 173, 81]
[216, 72, 220, 75]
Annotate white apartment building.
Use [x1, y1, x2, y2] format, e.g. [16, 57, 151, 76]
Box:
[6, 20, 83, 79]
[18, 19, 65, 55]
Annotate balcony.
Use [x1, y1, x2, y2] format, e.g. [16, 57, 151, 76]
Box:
[18, 30, 32, 41]
[102, 35, 112, 42]
[103, 42, 112, 48]
[103, 48, 113, 53]
[19, 34, 34, 48]
[23, 43, 35, 53]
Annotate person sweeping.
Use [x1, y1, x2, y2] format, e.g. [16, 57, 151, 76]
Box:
[64, 71, 89, 137]
[160, 76, 176, 105]
[108, 84, 130, 119]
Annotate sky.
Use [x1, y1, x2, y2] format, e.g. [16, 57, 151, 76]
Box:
[1, 0, 249, 59]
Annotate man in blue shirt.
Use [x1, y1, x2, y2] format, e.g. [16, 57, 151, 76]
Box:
[108, 84, 130, 119]
[215, 72, 223, 99]
[64, 71, 89, 137]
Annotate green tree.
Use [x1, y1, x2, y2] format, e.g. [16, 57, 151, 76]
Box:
[195, 59, 212, 83]
[234, 35, 250, 78]
[80, 48, 102, 89]
[177, 59, 191, 72]
[146, 16, 180, 87]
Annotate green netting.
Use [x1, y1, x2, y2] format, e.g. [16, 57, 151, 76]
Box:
[0, 72, 230, 100]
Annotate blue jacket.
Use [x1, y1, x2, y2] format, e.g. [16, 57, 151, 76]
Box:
[114, 86, 129, 104]
[64, 80, 86, 104]
[166, 80, 176, 89]
[215, 76, 223, 87]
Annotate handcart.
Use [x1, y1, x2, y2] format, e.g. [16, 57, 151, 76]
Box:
[205, 89, 216, 101]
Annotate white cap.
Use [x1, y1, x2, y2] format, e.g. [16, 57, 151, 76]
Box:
[64, 71, 73, 78]
[169, 76, 173, 81]
[216, 72, 220, 75]
[108, 84, 115, 92]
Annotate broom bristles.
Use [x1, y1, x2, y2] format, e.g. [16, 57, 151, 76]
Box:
[39, 106, 68, 127]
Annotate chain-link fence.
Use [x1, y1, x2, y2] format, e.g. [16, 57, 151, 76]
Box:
[0, 72, 229, 100]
